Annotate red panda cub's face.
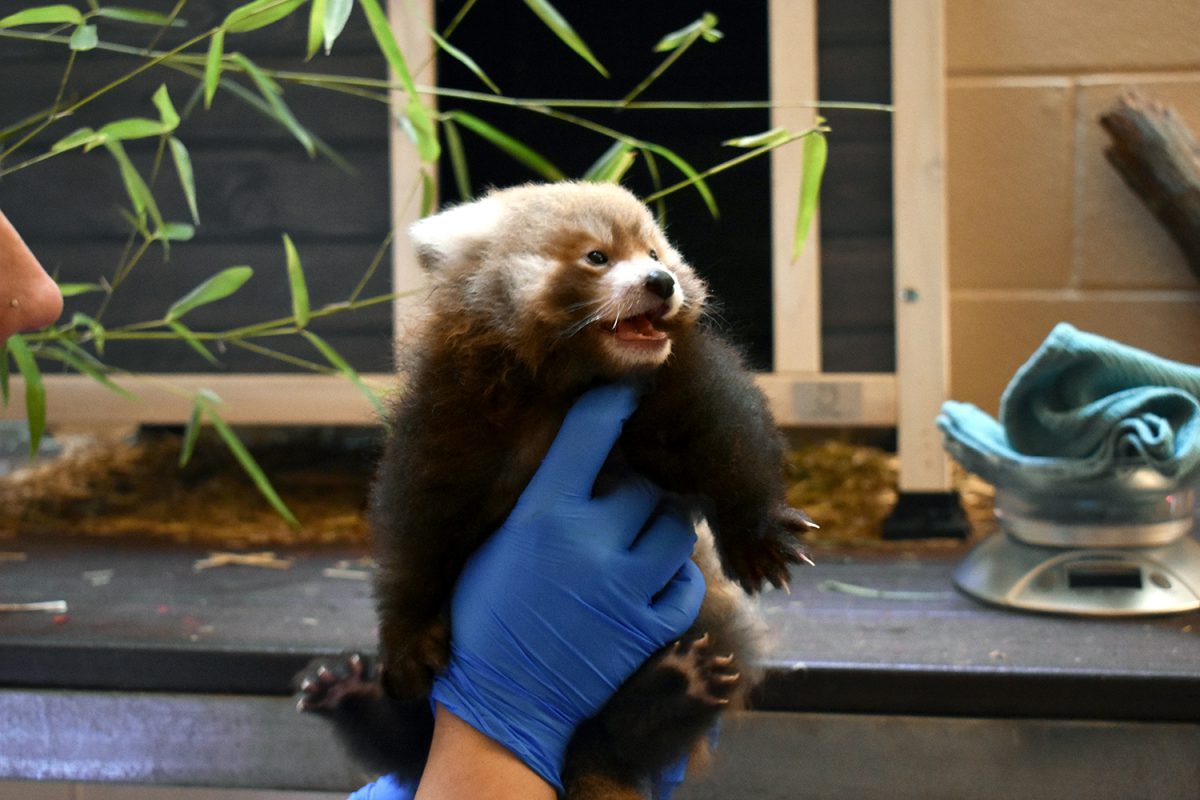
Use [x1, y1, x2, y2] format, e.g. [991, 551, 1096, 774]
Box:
[409, 182, 708, 380]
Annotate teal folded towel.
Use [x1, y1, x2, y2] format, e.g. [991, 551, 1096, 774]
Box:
[938, 323, 1200, 491]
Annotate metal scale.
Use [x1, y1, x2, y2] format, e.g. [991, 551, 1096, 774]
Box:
[954, 467, 1200, 616]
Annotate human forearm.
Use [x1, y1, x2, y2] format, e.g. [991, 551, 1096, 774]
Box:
[414, 704, 556, 800]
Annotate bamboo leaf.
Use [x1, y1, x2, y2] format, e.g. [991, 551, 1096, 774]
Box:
[232, 53, 315, 156]
[793, 130, 827, 260]
[166, 265, 254, 321]
[98, 117, 170, 141]
[419, 168, 436, 217]
[282, 234, 311, 328]
[428, 26, 500, 94]
[95, 7, 187, 27]
[179, 395, 203, 467]
[654, 12, 722, 52]
[302, 330, 385, 420]
[0, 5, 83, 28]
[157, 221, 195, 242]
[358, 0, 440, 162]
[50, 126, 101, 152]
[58, 282, 104, 297]
[151, 84, 180, 131]
[204, 29, 224, 109]
[167, 320, 221, 366]
[582, 141, 636, 184]
[69, 312, 107, 355]
[42, 343, 134, 401]
[7, 335, 46, 458]
[324, 0, 353, 53]
[224, 0, 307, 33]
[403, 97, 439, 163]
[306, 0, 327, 59]
[168, 136, 199, 224]
[442, 118, 471, 200]
[104, 140, 162, 228]
[446, 111, 564, 181]
[642, 142, 718, 218]
[0, 341, 8, 407]
[723, 127, 791, 149]
[205, 406, 300, 527]
[521, 0, 607, 77]
[69, 23, 98, 51]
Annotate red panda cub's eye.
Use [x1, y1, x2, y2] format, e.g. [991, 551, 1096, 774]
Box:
[586, 250, 608, 266]
[648, 249, 659, 261]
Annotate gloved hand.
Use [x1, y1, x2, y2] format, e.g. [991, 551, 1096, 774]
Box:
[347, 773, 414, 800]
[429, 381, 706, 790]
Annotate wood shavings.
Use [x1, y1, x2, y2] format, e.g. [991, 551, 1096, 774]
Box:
[0, 600, 68, 613]
[323, 567, 371, 581]
[192, 551, 294, 572]
[323, 557, 374, 580]
[0, 429, 372, 546]
[83, 569, 114, 586]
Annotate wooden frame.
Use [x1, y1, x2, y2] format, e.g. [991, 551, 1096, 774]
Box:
[2, 1, 950, 475]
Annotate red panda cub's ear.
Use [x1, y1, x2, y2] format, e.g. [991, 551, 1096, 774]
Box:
[408, 196, 503, 272]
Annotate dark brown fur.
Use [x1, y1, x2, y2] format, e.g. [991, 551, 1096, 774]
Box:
[296, 183, 811, 798]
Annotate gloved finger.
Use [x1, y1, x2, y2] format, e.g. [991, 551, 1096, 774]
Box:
[523, 382, 641, 502]
[589, 471, 663, 550]
[347, 774, 416, 800]
[626, 504, 698, 591]
[646, 560, 705, 641]
[650, 752, 690, 800]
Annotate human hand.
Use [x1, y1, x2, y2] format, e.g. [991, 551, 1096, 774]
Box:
[430, 382, 706, 790]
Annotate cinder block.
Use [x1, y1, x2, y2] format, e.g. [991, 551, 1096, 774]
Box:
[950, 293, 1200, 415]
[947, 0, 1200, 74]
[948, 82, 1075, 290]
[1076, 78, 1200, 289]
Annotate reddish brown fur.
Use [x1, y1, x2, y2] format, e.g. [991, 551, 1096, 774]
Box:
[297, 183, 811, 800]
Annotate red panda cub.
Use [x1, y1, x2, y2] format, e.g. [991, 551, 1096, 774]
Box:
[297, 182, 814, 799]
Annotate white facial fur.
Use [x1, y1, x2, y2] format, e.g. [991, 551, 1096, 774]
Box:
[600, 256, 685, 320]
[408, 196, 502, 271]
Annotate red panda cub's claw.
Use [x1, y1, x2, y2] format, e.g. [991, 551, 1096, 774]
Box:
[726, 504, 817, 594]
[658, 633, 741, 707]
[294, 653, 379, 713]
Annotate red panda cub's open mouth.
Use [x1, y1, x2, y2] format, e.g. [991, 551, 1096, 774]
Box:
[607, 303, 669, 344]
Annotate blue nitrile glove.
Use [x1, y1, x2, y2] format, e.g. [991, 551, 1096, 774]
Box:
[428, 381, 707, 791]
[347, 773, 414, 800]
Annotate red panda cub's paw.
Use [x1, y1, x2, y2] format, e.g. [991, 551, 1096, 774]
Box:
[294, 653, 379, 713]
[656, 632, 741, 707]
[724, 504, 817, 594]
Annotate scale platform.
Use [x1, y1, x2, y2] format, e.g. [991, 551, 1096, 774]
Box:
[955, 474, 1200, 616]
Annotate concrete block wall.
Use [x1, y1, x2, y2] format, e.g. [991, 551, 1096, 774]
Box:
[944, 0, 1200, 414]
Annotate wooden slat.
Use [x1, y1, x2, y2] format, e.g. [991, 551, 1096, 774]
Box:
[769, 0, 822, 373]
[0, 372, 895, 429]
[891, 0, 953, 490]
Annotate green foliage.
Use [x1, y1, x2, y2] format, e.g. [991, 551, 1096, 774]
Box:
[0, 0, 869, 523]
[794, 128, 829, 260]
[521, 0, 607, 78]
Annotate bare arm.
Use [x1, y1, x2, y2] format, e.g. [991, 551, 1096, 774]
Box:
[414, 704, 556, 800]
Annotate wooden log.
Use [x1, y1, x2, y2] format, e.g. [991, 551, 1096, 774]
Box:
[1099, 91, 1200, 282]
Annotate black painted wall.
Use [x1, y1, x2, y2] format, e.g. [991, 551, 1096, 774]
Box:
[0, 0, 892, 375]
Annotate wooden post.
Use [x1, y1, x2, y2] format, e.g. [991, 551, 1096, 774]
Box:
[886, 0, 966, 537]
[389, 0, 436, 341]
[1100, 91, 1200, 283]
[769, 0, 822, 374]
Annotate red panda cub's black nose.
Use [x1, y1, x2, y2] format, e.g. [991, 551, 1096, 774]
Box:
[644, 269, 675, 300]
